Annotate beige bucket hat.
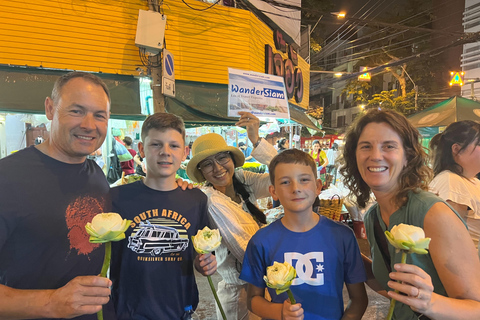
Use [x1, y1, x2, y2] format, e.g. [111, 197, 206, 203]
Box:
[186, 133, 245, 183]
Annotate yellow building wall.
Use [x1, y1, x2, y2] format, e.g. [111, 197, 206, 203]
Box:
[0, 0, 309, 108]
[0, 0, 145, 75]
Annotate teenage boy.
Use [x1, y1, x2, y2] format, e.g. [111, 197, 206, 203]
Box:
[109, 113, 217, 319]
[240, 149, 368, 320]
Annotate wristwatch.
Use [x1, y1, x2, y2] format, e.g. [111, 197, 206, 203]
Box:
[253, 138, 262, 148]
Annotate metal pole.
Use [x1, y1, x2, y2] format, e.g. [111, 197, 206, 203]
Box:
[414, 85, 418, 111]
[310, 15, 323, 35]
[472, 82, 475, 100]
[402, 66, 417, 111]
[289, 124, 293, 149]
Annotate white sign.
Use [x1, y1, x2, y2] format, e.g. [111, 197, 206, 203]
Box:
[228, 68, 290, 119]
[162, 49, 175, 97]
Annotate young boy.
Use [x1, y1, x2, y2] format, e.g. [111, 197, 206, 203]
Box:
[109, 113, 216, 319]
[240, 149, 368, 320]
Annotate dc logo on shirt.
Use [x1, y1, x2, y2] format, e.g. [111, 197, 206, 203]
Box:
[284, 252, 324, 286]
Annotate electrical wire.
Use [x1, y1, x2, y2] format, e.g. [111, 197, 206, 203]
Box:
[312, 32, 480, 91]
[311, 4, 461, 69]
[313, 1, 464, 66]
[316, 0, 391, 63]
[316, 0, 431, 61]
[181, 0, 221, 11]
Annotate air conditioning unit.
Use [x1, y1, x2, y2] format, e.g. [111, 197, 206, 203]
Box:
[135, 10, 167, 54]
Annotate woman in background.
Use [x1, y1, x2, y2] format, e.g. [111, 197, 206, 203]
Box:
[429, 120, 480, 250]
[310, 140, 328, 183]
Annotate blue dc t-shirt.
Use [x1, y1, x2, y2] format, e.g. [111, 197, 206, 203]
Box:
[110, 181, 209, 320]
[0, 146, 114, 320]
[240, 217, 367, 320]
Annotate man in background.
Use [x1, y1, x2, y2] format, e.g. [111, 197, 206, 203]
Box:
[239, 141, 256, 162]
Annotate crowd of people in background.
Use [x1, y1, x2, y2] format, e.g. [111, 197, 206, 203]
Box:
[1, 71, 480, 320]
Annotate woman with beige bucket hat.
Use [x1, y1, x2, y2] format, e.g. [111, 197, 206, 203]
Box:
[187, 112, 277, 320]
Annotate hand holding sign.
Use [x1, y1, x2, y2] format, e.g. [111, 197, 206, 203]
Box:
[236, 112, 260, 146]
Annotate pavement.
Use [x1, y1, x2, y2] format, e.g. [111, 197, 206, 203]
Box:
[194, 269, 390, 320]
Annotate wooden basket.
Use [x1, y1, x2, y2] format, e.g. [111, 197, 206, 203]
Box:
[318, 194, 344, 221]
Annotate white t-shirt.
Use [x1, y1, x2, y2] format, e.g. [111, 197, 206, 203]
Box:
[430, 170, 480, 249]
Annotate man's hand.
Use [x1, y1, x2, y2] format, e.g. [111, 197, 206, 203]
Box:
[194, 253, 217, 276]
[46, 276, 111, 318]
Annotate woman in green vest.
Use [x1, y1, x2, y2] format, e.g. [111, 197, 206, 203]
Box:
[339, 109, 480, 320]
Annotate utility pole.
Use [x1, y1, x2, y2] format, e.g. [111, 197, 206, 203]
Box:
[401, 66, 418, 111]
[148, 1, 165, 113]
[150, 58, 165, 113]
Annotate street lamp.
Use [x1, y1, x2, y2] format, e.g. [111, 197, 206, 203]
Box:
[310, 12, 346, 35]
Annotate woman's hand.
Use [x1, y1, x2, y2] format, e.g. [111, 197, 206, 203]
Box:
[236, 111, 260, 146]
[195, 253, 217, 276]
[387, 263, 435, 315]
[176, 178, 194, 190]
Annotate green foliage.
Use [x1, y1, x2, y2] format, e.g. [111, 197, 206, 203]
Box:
[367, 89, 416, 115]
[241, 163, 267, 174]
[342, 80, 372, 104]
[310, 38, 322, 53]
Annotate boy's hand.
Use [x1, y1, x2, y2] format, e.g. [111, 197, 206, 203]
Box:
[282, 299, 304, 320]
[195, 253, 217, 276]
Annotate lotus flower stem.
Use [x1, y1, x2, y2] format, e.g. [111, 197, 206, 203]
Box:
[208, 275, 227, 320]
[96, 241, 112, 320]
[386, 251, 407, 320]
[100, 242, 111, 278]
[287, 289, 296, 304]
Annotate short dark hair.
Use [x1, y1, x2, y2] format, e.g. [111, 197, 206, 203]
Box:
[277, 138, 287, 149]
[269, 149, 317, 185]
[339, 109, 432, 208]
[429, 120, 480, 177]
[51, 71, 110, 105]
[312, 140, 320, 146]
[123, 136, 133, 146]
[238, 142, 245, 147]
[141, 113, 185, 142]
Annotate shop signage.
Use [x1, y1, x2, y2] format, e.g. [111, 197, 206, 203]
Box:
[227, 67, 290, 119]
[265, 30, 303, 103]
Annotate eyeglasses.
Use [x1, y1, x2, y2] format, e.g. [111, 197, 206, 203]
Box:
[198, 152, 232, 174]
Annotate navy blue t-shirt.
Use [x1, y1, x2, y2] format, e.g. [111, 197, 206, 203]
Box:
[0, 146, 114, 320]
[110, 181, 209, 320]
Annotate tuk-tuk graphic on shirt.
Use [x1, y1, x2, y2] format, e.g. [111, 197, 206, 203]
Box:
[127, 220, 189, 256]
